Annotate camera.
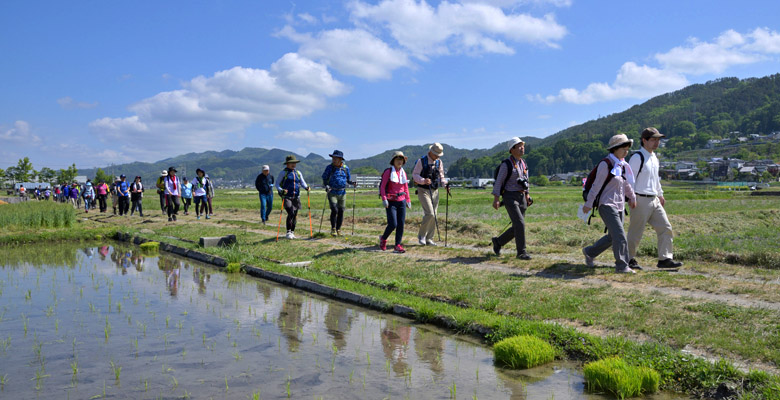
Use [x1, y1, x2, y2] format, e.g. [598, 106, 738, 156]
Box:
[517, 177, 529, 191]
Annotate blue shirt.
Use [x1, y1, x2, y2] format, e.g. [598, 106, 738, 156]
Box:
[118, 181, 130, 197]
[182, 183, 193, 198]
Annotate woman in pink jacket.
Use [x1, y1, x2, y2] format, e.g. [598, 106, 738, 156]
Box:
[379, 151, 412, 253]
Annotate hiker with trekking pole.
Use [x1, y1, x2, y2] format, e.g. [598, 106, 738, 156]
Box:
[321, 150, 356, 237]
[412, 143, 449, 246]
[490, 137, 534, 260]
[378, 151, 411, 253]
[275, 155, 310, 240]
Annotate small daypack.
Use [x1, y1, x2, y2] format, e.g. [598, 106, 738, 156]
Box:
[492, 159, 514, 196]
[629, 151, 645, 176]
[378, 168, 392, 198]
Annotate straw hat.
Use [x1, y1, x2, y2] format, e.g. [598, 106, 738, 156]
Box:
[389, 151, 408, 165]
[429, 143, 444, 157]
[607, 134, 634, 150]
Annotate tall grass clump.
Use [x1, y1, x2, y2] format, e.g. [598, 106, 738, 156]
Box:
[139, 242, 160, 253]
[225, 262, 242, 274]
[493, 335, 556, 369]
[583, 357, 660, 399]
[0, 201, 75, 229]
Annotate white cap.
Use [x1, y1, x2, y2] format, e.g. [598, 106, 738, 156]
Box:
[262, 165, 270, 171]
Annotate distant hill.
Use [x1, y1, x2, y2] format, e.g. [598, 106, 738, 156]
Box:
[449, 74, 780, 177]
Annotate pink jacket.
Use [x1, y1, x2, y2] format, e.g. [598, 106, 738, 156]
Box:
[380, 167, 410, 203]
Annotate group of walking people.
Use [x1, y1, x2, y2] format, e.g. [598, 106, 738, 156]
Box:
[255, 129, 683, 273]
[152, 168, 215, 222]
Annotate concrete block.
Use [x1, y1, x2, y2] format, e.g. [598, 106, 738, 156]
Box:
[199, 235, 237, 248]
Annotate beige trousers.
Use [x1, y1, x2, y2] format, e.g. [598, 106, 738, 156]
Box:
[627, 196, 674, 260]
[417, 188, 439, 240]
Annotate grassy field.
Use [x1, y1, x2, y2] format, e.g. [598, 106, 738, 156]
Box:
[2, 184, 780, 398]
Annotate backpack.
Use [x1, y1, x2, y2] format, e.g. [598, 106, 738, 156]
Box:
[417, 156, 441, 189]
[493, 158, 526, 196]
[629, 151, 645, 176]
[278, 169, 302, 196]
[378, 168, 392, 198]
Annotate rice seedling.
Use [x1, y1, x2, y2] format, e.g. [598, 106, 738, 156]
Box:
[0, 201, 75, 229]
[22, 313, 28, 336]
[493, 335, 556, 369]
[55, 319, 59, 332]
[224, 375, 229, 392]
[583, 357, 660, 399]
[449, 381, 457, 399]
[104, 317, 111, 341]
[286, 375, 291, 398]
[110, 361, 122, 383]
[366, 352, 370, 366]
[232, 351, 242, 361]
[170, 375, 178, 391]
[31, 365, 49, 391]
[165, 315, 170, 328]
[1, 374, 7, 390]
[252, 390, 261, 400]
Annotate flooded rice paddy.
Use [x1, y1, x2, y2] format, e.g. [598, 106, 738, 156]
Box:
[0, 243, 683, 399]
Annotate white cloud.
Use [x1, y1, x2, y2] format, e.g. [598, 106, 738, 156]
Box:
[0, 120, 40, 143]
[278, 26, 411, 80]
[298, 13, 318, 24]
[349, 0, 567, 59]
[461, 0, 572, 8]
[275, 130, 340, 148]
[57, 96, 99, 110]
[533, 62, 688, 104]
[89, 53, 349, 161]
[535, 27, 780, 104]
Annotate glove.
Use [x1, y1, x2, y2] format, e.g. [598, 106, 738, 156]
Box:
[325, 185, 331, 193]
[382, 199, 389, 208]
[406, 201, 411, 209]
[348, 181, 357, 186]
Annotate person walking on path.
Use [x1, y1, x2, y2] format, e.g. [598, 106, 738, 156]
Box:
[321, 150, 356, 236]
[181, 177, 193, 216]
[627, 127, 683, 270]
[110, 177, 120, 214]
[275, 155, 310, 239]
[95, 180, 109, 212]
[193, 169, 210, 220]
[205, 174, 215, 216]
[62, 184, 69, 203]
[130, 176, 145, 217]
[412, 143, 449, 246]
[491, 137, 533, 260]
[582, 134, 638, 274]
[164, 167, 182, 222]
[117, 175, 131, 216]
[255, 165, 274, 224]
[156, 170, 168, 215]
[83, 181, 94, 213]
[68, 183, 79, 208]
[379, 151, 411, 253]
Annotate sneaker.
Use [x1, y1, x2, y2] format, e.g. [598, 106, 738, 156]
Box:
[418, 237, 426, 246]
[393, 244, 406, 253]
[285, 231, 293, 239]
[140, 213, 144, 217]
[516, 253, 532, 260]
[616, 266, 636, 274]
[172, 214, 177, 221]
[657, 259, 683, 269]
[426, 239, 437, 246]
[491, 237, 501, 256]
[197, 215, 201, 220]
[168, 217, 173, 222]
[290, 231, 296, 239]
[582, 248, 594, 267]
[331, 228, 337, 237]
[379, 236, 387, 251]
[628, 258, 643, 270]
[205, 215, 211, 220]
[336, 230, 342, 237]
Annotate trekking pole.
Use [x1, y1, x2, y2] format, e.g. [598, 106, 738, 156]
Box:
[275, 195, 285, 242]
[444, 189, 450, 247]
[351, 184, 357, 235]
[307, 190, 313, 239]
[428, 187, 441, 242]
[318, 191, 327, 234]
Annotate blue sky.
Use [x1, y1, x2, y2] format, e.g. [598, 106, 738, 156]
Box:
[2, 0, 780, 169]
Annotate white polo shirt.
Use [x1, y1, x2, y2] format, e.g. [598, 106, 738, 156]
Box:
[628, 147, 663, 196]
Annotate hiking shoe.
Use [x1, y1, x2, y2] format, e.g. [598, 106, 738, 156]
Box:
[583, 248, 594, 267]
[491, 237, 501, 256]
[517, 253, 531, 260]
[393, 244, 406, 253]
[172, 214, 177, 221]
[616, 266, 636, 274]
[331, 228, 337, 237]
[205, 215, 211, 220]
[628, 258, 643, 270]
[426, 239, 437, 246]
[168, 217, 173, 222]
[336, 230, 342, 236]
[285, 231, 294, 240]
[379, 236, 387, 251]
[418, 237, 426, 246]
[197, 215, 201, 220]
[657, 259, 683, 269]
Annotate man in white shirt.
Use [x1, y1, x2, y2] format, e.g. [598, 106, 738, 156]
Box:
[627, 127, 683, 269]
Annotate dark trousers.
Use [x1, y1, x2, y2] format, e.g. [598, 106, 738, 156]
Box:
[183, 197, 191, 213]
[207, 197, 213, 214]
[166, 195, 180, 218]
[194, 195, 207, 216]
[584, 205, 629, 269]
[97, 194, 107, 212]
[382, 201, 406, 246]
[283, 197, 301, 231]
[131, 195, 143, 216]
[118, 196, 130, 216]
[158, 192, 166, 213]
[328, 193, 346, 230]
[496, 191, 527, 256]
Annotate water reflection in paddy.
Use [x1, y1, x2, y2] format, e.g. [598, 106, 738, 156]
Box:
[0, 243, 682, 399]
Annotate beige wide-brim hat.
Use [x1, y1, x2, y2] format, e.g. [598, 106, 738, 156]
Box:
[160, 170, 168, 176]
[429, 143, 444, 156]
[507, 137, 525, 150]
[607, 134, 634, 150]
[389, 151, 408, 165]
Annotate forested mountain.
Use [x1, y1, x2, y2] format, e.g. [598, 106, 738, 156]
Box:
[449, 74, 780, 177]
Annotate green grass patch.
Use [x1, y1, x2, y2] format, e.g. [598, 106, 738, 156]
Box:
[225, 262, 242, 273]
[139, 241, 159, 253]
[493, 335, 556, 369]
[583, 357, 660, 399]
[0, 201, 76, 229]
